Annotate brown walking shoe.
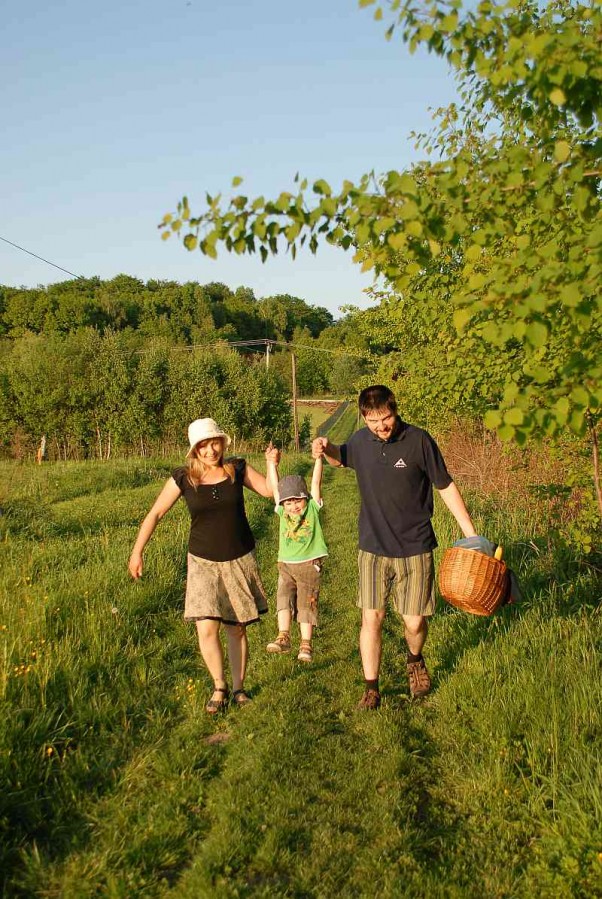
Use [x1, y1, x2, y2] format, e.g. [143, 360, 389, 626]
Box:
[266, 632, 291, 654]
[407, 658, 431, 697]
[357, 688, 381, 710]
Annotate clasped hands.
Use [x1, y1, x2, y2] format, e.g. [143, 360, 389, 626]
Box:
[311, 437, 327, 459]
[264, 442, 281, 464]
[264, 439, 326, 463]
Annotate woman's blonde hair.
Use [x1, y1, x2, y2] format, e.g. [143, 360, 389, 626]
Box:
[185, 437, 235, 487]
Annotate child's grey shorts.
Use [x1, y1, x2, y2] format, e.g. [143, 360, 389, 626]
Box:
[357, 550, 435, 616]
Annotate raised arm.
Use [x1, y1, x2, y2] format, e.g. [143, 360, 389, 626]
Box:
[128, 477, 182, 579]
[312, 436, 343, 467]
[437, 482, 477, 539]
[244, 445, 281, 498]
[264, 442, 280, 503]
[310, 455, 323, 503]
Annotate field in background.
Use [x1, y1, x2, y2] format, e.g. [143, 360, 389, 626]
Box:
[1, 442, 600, 897]
[323, 403, 358, 445]
[296, 399, 341, 437]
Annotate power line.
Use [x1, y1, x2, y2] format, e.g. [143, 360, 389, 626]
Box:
[0, 235, 85, 280]
[169, 337, 373, 360]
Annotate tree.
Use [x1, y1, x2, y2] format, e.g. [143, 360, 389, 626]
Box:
[288, 327, 330, 396]
[5, 330, 101, 458]
[328, 353, 370, 397]
[89, 330, 140, 458]
[163, 0, 601, 513]
[256, 294, 334, 341]
[221, 286, 266, 340]
[125, 339, 172, 454]
[0, 356, 17, 452]
[2, 287, 49, 336]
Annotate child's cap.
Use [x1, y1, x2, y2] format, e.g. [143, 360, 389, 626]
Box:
[278, 474, 309, 504]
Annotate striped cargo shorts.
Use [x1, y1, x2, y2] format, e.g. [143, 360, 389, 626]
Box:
[357, 549, 436, 617]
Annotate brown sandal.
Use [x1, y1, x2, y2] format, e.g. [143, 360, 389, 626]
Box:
[232, 689, 252, 707]
[297, 640, 313, 663]
[205, 686, 229, 714]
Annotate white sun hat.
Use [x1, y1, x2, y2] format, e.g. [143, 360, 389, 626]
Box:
[186, 418, 232, 456]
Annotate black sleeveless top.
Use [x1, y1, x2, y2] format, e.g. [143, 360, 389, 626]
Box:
[172, 458, 255, 562]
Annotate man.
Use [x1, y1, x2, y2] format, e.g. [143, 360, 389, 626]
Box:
[312, 385, 476, 708]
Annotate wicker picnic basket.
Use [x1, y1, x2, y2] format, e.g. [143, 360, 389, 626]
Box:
[438, 546, 509, 616]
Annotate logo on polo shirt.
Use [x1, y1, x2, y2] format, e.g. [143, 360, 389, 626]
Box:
[393, 457, 407, 468]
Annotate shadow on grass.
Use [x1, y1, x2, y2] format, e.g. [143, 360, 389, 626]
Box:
[0, 463, 175, 540]
[0, 498, 52, 541]
[388, 707, 466, 872]
[430, 603, 518, 684]
[0, 500, 158, 542]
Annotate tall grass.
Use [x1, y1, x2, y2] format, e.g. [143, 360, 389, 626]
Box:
[0, 456, 600, 897]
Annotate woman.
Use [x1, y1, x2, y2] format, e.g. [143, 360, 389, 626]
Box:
[128, 417, 278, 713]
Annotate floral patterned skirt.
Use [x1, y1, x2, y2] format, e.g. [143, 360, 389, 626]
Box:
[184, 550, 268, 625]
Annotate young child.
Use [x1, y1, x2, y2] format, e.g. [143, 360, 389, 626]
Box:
[265, 455, 327, 662]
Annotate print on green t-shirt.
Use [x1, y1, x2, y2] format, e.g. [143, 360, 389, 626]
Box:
[276, 497, 328, 563]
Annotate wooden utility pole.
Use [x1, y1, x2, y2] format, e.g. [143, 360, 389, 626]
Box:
[291, 352, 300, 451]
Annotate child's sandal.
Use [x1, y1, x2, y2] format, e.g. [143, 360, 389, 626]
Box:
[232, 689, 252, 707]
[297, 641, 313, 663]
[205, 686, 229, 714]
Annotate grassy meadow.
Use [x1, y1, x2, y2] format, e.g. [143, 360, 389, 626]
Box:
[296, 402, 339, 436]
[1, 442, 601, 897]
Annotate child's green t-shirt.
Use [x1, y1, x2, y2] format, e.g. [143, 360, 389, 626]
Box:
[276, 497, 328, 563]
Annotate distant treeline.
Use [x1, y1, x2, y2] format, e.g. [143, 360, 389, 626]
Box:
[0, 275, 334, 343]
[0, 276, 374, 460]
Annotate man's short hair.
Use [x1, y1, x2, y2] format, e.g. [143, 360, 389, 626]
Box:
[358, 385, 397, 416]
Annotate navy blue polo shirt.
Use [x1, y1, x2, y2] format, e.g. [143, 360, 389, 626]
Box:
[340, 418, 453, 558]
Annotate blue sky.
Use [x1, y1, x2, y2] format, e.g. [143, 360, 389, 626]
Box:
[2, 0, 460, 316]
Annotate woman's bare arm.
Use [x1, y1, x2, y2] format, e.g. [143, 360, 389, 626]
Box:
[128, 478, 182, 578]
[244, 462, 275, 498]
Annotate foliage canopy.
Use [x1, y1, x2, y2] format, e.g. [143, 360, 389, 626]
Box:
[164, 0, 601, 448]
